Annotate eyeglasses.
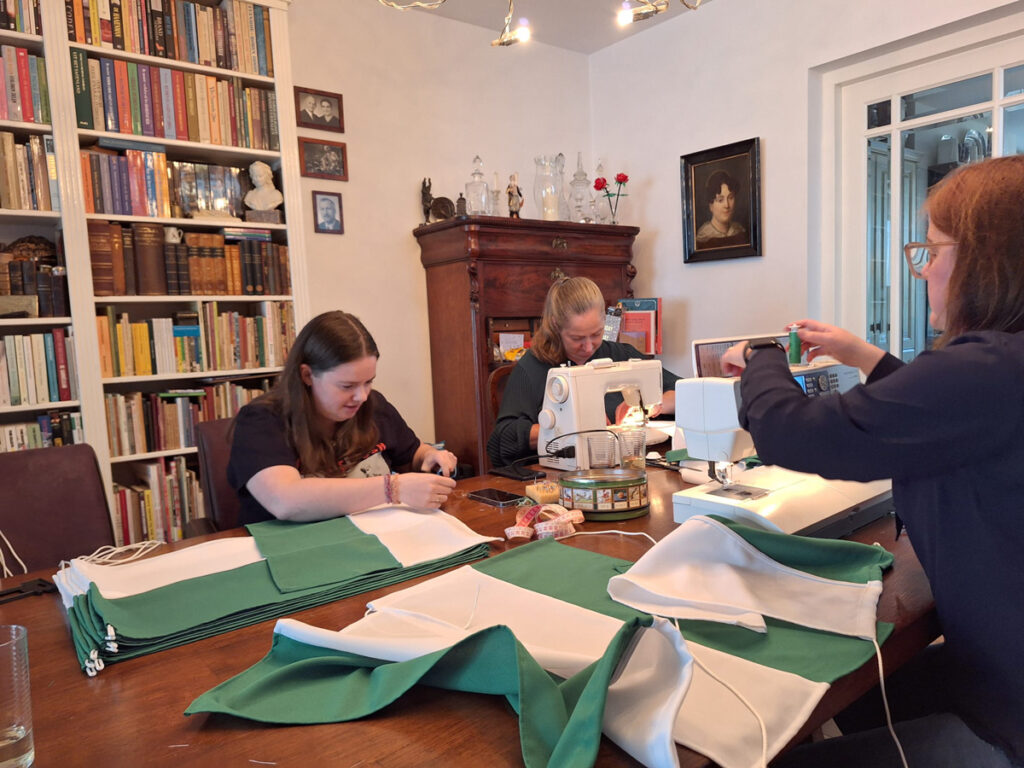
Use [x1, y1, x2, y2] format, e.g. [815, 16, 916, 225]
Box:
[903, 241, 957, 279]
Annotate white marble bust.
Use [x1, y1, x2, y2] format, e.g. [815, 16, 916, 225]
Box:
[244, 160, 284, 211]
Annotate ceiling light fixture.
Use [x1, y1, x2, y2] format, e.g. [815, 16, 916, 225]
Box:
[377, 0, 448, 9]
[491, 0, 530, 46]
[617, 0, 668, 26]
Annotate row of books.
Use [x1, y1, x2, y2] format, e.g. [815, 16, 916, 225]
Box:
[0, 132, 59, 212]
[104, 378, 266, 456]
[82, 148, 252, 219]
[88, 221, 289, 296]
[112, 456, 203, 545]
[65, 0, 275, 78]
[0, 46, 49, 124]
[72, 50, 279, 149]
[0, 411, 83, 453]
[0, 328, 78, 406]
[1, 0, 39, 34]
[95, 299, 294, 377]
[1, 258, 69, 317]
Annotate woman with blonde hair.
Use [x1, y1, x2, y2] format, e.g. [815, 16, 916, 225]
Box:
[721, 156, 1024, 767]
[487, 276, 678, 467]
[229, 311, 457, 525]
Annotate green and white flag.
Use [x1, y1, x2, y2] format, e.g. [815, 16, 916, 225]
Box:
[188, 516, 893, 768]
[54, 506, 498, 675]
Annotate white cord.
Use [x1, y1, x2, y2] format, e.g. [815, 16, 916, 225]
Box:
[0, 528, 28, 578]
[61, 540, 163, 568]
[872, 636, 910, 768]
[561, 529, 658, 547]
[675, 618, 768, 768]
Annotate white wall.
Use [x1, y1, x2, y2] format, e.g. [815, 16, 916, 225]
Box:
[288, 0, 1015, 443]
[588, 0, 1016, 375]
[287, 1, 590, 442]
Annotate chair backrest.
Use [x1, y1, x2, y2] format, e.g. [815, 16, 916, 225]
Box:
[195, 418, 240, 531]
[0, 444, 114, 573]
[487, 364, 514, 421]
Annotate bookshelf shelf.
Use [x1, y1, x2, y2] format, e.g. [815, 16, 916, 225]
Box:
[0, 119, 52, 134]
[94, 295, 292, 304]
[78, 129, 281, 165]
[0, 317, 72, 327]
[110, 446, 198, 463]
[103, 366, 284, 385]
[0, 400, 81, 415]
[68, 42, 276, 87]
[0, 209, 61, 223]
[85, 212, 286, 230]
[0, 30, 42, 50]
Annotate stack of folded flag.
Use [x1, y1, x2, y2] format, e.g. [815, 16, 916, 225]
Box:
[54, 507, 498, 675]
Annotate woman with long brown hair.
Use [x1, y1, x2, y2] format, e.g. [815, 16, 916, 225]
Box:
[228, 311, 457, 525]
[719, 155, 1024, 767]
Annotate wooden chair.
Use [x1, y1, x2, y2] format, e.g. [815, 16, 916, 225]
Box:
[0, 444, 114, 573]
[195, 418, 240, 532]
[487, 364, 514, 421]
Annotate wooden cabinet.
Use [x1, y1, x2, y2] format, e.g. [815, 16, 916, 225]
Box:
[415, 216, 638, 474]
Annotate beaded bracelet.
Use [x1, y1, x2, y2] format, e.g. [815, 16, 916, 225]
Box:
[383, 474, 401, 505]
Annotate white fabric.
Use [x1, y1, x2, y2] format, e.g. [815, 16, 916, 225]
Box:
[675, 642, 828, 768]
[607, 515, 882, 640]
[274, 566, 692, 768]
[349, 506, 500, 567]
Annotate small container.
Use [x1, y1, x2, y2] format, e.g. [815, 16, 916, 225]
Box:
[788, 325, 802, 365]
[558, 468, 649, 521]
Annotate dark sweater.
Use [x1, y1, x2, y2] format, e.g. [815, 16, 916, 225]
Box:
[738, 333, 1024, 763]
[486, 341, 680, 467]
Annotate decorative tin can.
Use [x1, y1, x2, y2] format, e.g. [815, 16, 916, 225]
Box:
[558, 468, 649, 521]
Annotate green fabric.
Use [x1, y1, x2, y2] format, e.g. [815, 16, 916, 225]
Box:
[187, 620, 646, 768]
[246, 517, 402, 593]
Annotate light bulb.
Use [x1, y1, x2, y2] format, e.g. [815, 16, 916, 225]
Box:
[617, 6, 633, 26]
[515, 22, 531, 42]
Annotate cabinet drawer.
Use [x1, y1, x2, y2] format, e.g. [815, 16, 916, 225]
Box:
[479, 261, 628, 316]
[474, 228, 633, 262]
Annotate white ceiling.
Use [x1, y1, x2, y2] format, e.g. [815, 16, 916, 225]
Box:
[414, 0, 695, 54]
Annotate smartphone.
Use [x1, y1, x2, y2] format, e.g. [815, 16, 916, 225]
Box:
[466, 488, 525, 508]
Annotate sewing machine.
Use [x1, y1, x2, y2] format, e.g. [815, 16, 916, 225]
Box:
[537, 358, 663, 470]
[672, 371, 893, 538]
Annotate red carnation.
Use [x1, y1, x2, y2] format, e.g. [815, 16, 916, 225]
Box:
[615, 173, 629, 184]
[593, 177, 608, 191]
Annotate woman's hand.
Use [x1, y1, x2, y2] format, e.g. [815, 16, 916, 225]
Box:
[396, 471, 457, 509]
[792, 319, 886, 376]
[417, 445, 458, 477]
[720, 342, 750, 376]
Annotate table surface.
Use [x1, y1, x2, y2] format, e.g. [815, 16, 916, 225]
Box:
[0, 467, 938, 767]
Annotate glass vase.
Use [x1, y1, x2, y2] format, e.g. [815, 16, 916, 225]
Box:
[533, 155, 560, 221]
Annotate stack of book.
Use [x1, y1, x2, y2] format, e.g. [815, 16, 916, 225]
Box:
[0, 133, 59, 211]
[71, 49, 279, 150]
[0, 411, 82, 453]
[1, 0, 40, 34]
[87, 221, 290, 297]
[112, 456, 203, 544]
[0, 45, 49, 124]
[616, 297, 663, 356]
[65, 0, 275, 78]
[0, 257, 69, 317]
[0, 328, 78, 405]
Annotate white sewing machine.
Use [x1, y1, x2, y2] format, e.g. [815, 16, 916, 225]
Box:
[538, 358, 663, 470]
[672, 370, 893, 539]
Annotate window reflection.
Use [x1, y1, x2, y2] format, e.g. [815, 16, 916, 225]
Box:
[1004, 103, 1024, 156]
[900, 74, 991, 121]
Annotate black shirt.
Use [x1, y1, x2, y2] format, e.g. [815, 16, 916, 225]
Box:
[228, 390, 421, 525]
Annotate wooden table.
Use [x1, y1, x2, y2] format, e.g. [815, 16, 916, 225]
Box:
[0, 468, 938, 767]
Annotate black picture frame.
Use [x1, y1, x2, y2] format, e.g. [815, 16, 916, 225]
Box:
[680, 137, 761, 263]
[294, 86, 344, 133]
[299, 138, 348, 181]
[312, 190, 343, 234]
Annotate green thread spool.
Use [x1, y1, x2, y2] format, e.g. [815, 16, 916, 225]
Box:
[788, 325, 802, 365]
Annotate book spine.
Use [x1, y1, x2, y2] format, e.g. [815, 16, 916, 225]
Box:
[159, 67, 174, 139]
[170, 68, 187, 140]
[126, 61, 141, 135]
[99, 56, 118, 132]
[149, 0, 166, 57]
[182, 70, 198, 141]
[26, 53, 39, 124]
[121, 223, 136, 294]
[42, 330, 58, 401]
[70, 47, 91, 129]
[98, 0, 113, 47]
[252, 2, 265, 76]
[43, 135, 60, 212]
[136, 62, 154, 136]
[14, 47, 30, 123]
[36, 56, 49, 126]
[114, 58, 131, 134]
[110, 0, 125, 49]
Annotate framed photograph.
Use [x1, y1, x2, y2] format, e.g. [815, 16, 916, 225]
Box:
[299, 138, 348, 181]
[294, 87, 344, 133]
[680, 137, 761, 263]
[312, 190, 343, 234]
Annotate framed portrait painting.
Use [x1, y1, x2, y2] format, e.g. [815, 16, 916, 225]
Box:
[299, 138, 348, 181]
[680, 137, 761, 263]
[312, 190, 343, 234]
[294, 87, 344, 133]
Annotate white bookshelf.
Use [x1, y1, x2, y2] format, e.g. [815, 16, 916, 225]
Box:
[1, 0, 311, 543]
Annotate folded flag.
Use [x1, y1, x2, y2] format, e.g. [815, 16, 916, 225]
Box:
[188, 517, 894, 768]
[54, 506, 498, 675]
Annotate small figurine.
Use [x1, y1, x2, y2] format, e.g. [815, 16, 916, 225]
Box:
[456, 193, 468, 216]
[507, 173, 524, 219]
[244, 161, 283, 211]
[421, 178, 433, 224]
